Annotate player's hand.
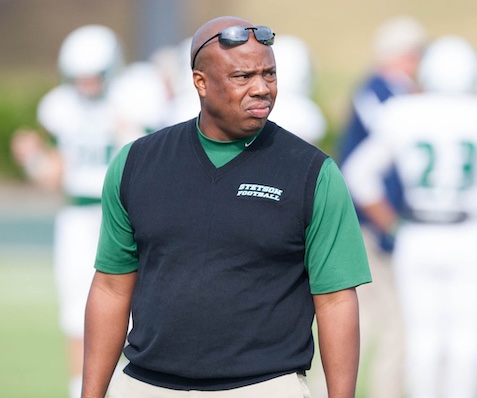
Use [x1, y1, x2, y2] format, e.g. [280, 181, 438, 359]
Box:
[10, 129, 45, 166]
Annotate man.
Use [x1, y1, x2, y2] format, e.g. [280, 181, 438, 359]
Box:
[338, 16, 427, 398]
[82, 16, 371, 398]
[339, 15, 427, 250]
[342, 35, 477, 398]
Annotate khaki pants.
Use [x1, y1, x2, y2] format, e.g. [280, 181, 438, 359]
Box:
[109, 372, 312, 398]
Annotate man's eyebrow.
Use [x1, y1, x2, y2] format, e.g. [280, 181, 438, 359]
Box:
[228, 68, 254, 75]
[231, 65, 276, 74]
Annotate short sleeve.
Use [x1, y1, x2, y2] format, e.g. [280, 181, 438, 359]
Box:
[94, 142, 139, 274]
[305, 158, 371, 294]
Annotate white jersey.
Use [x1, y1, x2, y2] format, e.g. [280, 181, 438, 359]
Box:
[37, 85, 120, 199]
[37, 65, 169, 199]
[343, 93, 477, 223]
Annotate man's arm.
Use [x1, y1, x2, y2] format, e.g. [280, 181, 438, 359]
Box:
[314, 288, 360, 398]
[82, 270, 137, 398]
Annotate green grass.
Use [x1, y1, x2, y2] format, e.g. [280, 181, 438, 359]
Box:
[0, 248, 69, 398]
[0, 70, 55, 180]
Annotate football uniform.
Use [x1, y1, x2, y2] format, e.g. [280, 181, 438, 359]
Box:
[38, 85, 120, 337]
[343, 92, 477, 398]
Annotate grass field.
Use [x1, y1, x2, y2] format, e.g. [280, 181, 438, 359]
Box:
[0, 248, 69, 398]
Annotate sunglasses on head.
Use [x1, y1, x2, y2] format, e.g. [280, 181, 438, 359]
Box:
[191, 25, 275, 69]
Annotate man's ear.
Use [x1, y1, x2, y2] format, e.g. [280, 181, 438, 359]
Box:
[193, 70, 207, 97]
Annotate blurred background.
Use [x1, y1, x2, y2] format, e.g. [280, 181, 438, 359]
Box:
[3, 0, 477, 179]
[1, 0, 476, 397]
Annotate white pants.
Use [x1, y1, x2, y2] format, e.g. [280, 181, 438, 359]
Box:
[109, 372, 312, 398]
[54, 204, 101, 337]
[393, 222, 477, 398]
[356, 228, 404, 398]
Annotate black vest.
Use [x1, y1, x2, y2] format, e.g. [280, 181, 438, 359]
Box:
[120, 119, 328, 389]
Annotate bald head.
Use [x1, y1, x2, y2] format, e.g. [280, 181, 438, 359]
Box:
[188, 16, 277, 141]
[190, 16, 255, 70]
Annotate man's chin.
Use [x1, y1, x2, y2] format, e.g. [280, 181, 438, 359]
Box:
[245, 118, 267, 133]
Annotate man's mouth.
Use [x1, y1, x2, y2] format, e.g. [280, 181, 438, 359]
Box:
[247, 104, 271, 118]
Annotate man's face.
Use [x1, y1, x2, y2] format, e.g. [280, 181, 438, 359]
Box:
[73, 75, 105, 98]
[197, 35, 277, 141]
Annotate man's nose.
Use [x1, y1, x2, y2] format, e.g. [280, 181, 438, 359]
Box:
[249, 75, 272, 96]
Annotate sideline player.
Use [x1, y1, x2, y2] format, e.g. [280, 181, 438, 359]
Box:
[338, 15, 427, 398]
[342, 35, 477, 398]
[340, 15, 427, 249]
[10, 25, 157, 398]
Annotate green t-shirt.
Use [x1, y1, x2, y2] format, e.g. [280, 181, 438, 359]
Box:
[95, 133, 371, 294]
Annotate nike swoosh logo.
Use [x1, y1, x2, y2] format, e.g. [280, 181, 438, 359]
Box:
[244, 136, 257, 147]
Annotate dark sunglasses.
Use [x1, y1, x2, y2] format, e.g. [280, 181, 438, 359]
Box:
[191, 25, 275, 69]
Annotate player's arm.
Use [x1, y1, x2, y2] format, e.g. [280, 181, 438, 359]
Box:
[10, 128, 62, 190]
[359, 199, 399, 234]
[314, 288, 360, 398]
[341, 135, 399, 234]
[82, 270, 137, 398]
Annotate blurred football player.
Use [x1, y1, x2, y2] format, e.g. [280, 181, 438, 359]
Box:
[10, 24, 155, 398]
[342, 35, 477, 398]
[338, 16, 427, 398]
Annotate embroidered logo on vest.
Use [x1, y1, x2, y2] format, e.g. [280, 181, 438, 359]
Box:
[236, 183, 283, 202]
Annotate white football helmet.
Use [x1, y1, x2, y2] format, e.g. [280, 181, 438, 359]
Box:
[272, 35, 315, 97]
[418, 35, 477, 93]
[58, 24, 124, 82]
